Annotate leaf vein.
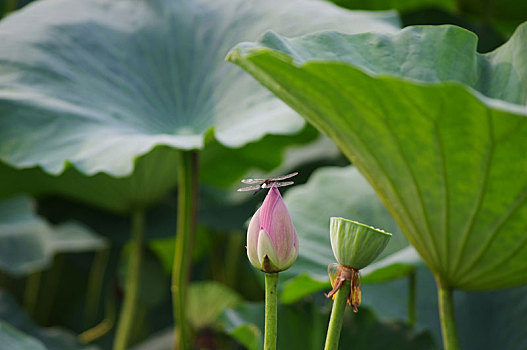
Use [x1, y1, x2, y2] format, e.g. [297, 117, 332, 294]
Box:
[451, 108, 494, 279]
[458, 186, 527, 285]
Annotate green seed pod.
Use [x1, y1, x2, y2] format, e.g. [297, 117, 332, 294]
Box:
[330, 217, 391, 270]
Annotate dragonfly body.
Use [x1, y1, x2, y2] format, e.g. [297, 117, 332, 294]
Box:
[237, 172, 298, 194]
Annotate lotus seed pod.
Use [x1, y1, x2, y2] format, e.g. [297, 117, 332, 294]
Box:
[329, 217, 391, 270]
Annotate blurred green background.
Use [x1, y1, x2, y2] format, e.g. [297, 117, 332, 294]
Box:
[0, 0, 526, 349]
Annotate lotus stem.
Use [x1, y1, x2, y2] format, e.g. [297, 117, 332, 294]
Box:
[172, 150, 199, 350]
[113, 208, 145, 350]
[437, 280, 460, 350]
[24, 271, 42, 317]
[84, 247, 110, 328]
[39, 254, 65, 325]
[264, 272, 279, 350]
[79, 290, 116, 344]
[224, 232, 242, 288]
[324, 279, 350, 350]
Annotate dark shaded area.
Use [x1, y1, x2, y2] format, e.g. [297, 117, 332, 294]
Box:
[330, 0, 527, 52]
[401, 8, 505, 52]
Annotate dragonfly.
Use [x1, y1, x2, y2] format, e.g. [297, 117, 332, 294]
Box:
[237, 171, 298, 195]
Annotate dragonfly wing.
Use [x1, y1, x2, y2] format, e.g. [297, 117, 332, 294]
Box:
[274, 181, 294, 188]
[241, 178, 265, 184]
[237, 185, 262, 192]
[271, 171, 298, 181]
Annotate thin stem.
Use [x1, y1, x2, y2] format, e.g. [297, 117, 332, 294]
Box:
[172, 151, 199, 350]
[79, 288, 116, 344]
[224, 232, 242, 288]
[84, 248, 110, 329]
[113, 209, 145, 350]
[264, 273, 278, 350]
[24, 271, 41, 317]
[324, 280, 350, 350]
[408, 270, 416, 327]
[437, 280, 460, 350]
[39, 254, 65, 325]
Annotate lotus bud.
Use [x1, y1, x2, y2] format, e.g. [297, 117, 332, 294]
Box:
[326, 217, 391, 312]
[246, 184, 298, 273]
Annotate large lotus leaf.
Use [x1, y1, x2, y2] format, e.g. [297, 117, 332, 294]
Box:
[0, 291, 97, 350]
[0, 124, 335, 214]
[228, 23, 527, 290]
[0, 146, 178, 213]
[0, 195, 107, 276]
[0, 125, 322, 213]
[0, 0, 399, 212]
[363, 266, 527, 350]
[455, 284, 527, 350]
[0, 321, 47, 350]
[279, 166, 421, 303]
[220, 301, 435, 350]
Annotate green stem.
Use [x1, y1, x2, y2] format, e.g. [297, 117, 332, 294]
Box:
[113, 209, 145, 350]
[324, 280, 350, 350]
[39, 254, 65, 325]
[408, 270, 416, 327]
[79, 288, 116, 344]
[84, 248, 110, 328]
[224, 232, 242, 288]
[172, 151, 199, 350]
[24, 271, 41, 317]
[264, 273, 278, 350]
[437, 281, 460, 350]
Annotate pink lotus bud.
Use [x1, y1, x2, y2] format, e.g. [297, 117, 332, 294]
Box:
[246, 184, 298, 273]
